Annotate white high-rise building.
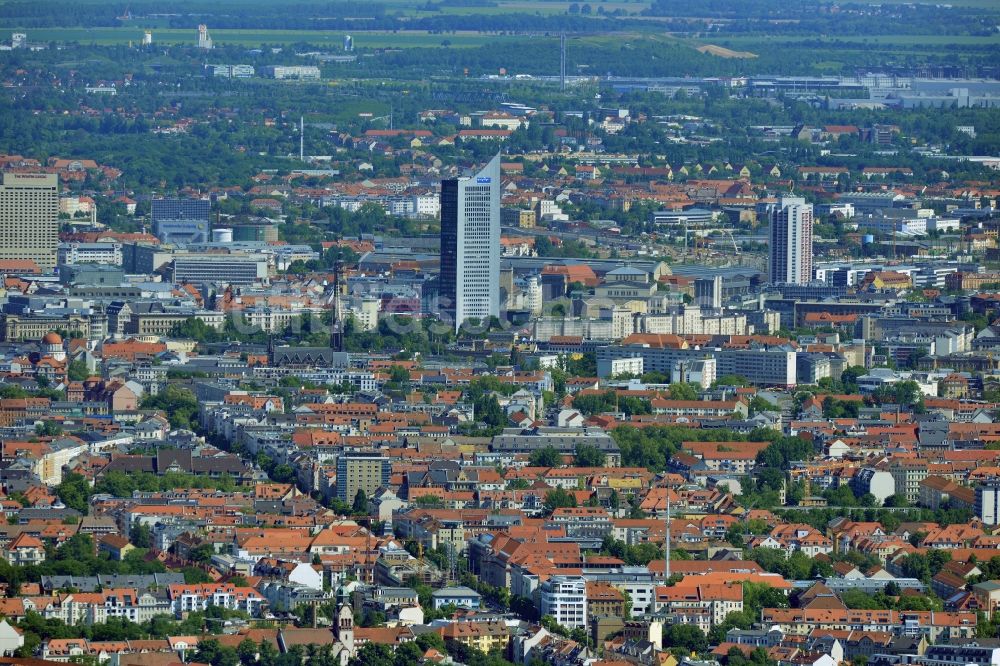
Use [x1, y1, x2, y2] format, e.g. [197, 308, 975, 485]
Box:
[694, 275, 722, 309]
[524, 275, 543, 315]
[439, 155, 501, 332]
[197, 24, 213, 49]
[540, 576, 587, 629]
[0, 173, 59, 270]
[770, 196, 814, 285]
[977, 482, 1000, 526]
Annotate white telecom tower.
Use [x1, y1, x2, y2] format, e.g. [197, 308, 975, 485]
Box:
[560, 33, 566, 91]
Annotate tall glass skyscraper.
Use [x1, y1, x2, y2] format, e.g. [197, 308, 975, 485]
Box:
[439, 155, 501, 332]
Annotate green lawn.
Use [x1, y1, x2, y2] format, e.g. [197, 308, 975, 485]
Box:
[405, 1, 651, 16]
[3, 27, 532, 48]
[850, 0, 1000, 9]
[710, 34, 1000, 47]
[10, 23, 997, 61]
[690, 33, 1000, 62]
[1, 25, 659, 49]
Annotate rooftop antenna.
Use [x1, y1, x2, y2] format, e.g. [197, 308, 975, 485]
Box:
[299, 116, 304, 162]
[560, 34, 566, 92]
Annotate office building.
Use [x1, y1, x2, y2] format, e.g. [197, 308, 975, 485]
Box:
[206, 64, 255, 79]
[439, 154, 501, 332]
[650, 208, 717, 227]
[769, 197, 814, 285]
[57, 242, 123, 267]
[264, 66, 321, 80]
[671, 357, 717, 389]
[0, 173, 59, 270]
[169, 255, 268, 285]
[540, 576, 588, 629]
[336, 454, 391, 504]
[716, 350, 797, 388]
[151, 198, 211, 245]
[598, 345, 796, 387]
[151, 198, 210, 223]
[154, 219, 210, 245]
[694, 276, 723, 309]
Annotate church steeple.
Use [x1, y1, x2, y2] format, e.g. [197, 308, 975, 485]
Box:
[330, 260, 344, 353]
[335, 603, 354, 653]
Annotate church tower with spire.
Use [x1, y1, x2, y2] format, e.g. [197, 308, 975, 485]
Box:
[330, 260, 344, 353]
[335, 603, 354, 656]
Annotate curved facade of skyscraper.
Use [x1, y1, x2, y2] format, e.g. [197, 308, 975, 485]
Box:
[439, 155, 501, 332]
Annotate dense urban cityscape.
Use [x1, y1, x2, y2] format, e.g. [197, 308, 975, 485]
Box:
[0, 1, 997, 666]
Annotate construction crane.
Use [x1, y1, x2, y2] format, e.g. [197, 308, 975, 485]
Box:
[719, 229, 741, 256]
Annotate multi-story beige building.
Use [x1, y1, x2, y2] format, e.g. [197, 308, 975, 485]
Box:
[655, 582, 743, 632]
[441, 619, 510, 653]
[34, 438, 88, 485]
[945, 271, 1000, 291]
[500, 207, 536, 228]
[1, 314, 93, 342]
[761, 608, 975, 643]
[889, 459, 929, 505]
[336, 453, 390, 504]
[0, 173, 59, 269]
[345, 296, 379, 332]
[972, 581, 1000, 618]
[640, 308, 749, 336]
[106, 301, 224, 337]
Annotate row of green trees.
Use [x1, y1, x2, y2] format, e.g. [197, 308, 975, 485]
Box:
[610, 424, 791, 473]
[0, 533, 166, 591]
